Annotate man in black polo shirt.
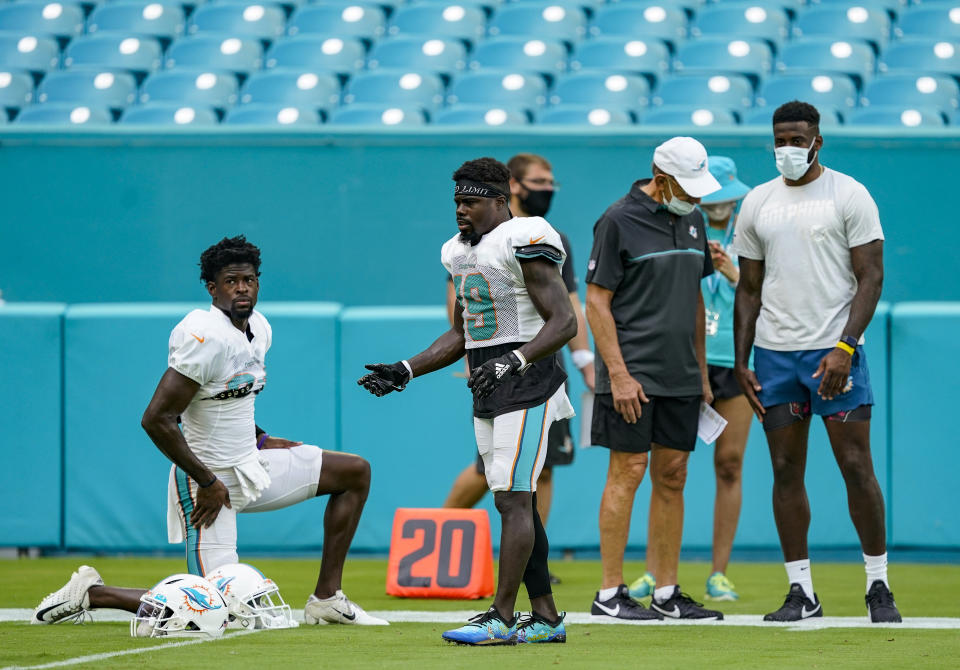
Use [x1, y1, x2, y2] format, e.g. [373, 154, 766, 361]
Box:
[586, 137, 723, 621]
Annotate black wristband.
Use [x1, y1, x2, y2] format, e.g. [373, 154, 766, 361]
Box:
[839, 334, 858, 350]
[198, 475, 218, 488]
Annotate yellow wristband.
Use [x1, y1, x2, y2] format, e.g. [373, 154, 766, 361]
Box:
[836, 340, 855, 356]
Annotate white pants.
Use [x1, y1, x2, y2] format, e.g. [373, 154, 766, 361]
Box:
[167, 445, 324, 575]
[474, 384, 574, 492]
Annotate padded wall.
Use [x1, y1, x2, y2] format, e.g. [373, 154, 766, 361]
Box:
[0, 304, 65, 546]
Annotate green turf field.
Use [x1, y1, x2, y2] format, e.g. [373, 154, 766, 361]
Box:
[2, 557, 958, 669]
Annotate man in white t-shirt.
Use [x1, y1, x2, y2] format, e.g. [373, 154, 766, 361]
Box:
[138, 235, 386, 626]
[732, 101, 900, 624]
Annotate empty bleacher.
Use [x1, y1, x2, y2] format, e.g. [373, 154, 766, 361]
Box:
[1, 0, 959, 126]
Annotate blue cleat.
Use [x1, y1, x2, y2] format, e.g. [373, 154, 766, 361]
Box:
[628, 571, 656, 599]
[517, 611, 566, 643]
[441, 607, 518, 646]
[705, 572, 739, 602]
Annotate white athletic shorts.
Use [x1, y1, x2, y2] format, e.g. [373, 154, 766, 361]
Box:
[166, 444, 324, 576]
[475, 384, 574, 493]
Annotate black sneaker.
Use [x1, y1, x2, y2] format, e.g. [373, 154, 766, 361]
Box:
[865, 580, 902, 623]
[763, 583, 823, 622]
[591, 584, 663, 621]
[650, 586, 724, 620]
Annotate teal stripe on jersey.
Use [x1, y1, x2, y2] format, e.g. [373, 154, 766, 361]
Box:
[175, 468, 203, 576]
[627, 248, 705, 263]
[510, 403, 548, 492]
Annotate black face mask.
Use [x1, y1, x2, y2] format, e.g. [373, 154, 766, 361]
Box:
[519, 188, 554, 218]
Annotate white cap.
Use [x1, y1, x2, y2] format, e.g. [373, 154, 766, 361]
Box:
[652, 136, 722, 198]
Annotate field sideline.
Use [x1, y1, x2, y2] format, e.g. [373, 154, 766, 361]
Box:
[2, 557, 958, 669]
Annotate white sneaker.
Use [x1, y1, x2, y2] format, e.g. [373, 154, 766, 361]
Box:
[32, 565, 103, 624]
[304, 591, 389, 626]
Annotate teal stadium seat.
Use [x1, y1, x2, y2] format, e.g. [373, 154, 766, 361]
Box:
[63, 35, 163, 75]
[861, 74, 959, 111]
[37, 70, 137, 109]
[0, 70, 34, 111]
[240, 70, 340, 110]
[225, 103, 323, 124]
[569, 37, 670, 83]
[488, 4, 587, 45]
[470, 37, 567, 77]
[756, 73, 858, 110]
[265, 36, 366, 75]
[0, 3, 84, 41]
[86, 2, 186, 43]
[328, 104, 427, 124]
[793, 6, 890, 52]
[0, 34, 59, 73]
[432, 104, 530, 125]
[776, 38, 875, 85]
[343, 70, 445, 109]
[387, 4, 487, 44]
[690, 3, 790, 48]
[188, 3, 287, 42]
[807, 0, 905, 16]
[537, 104, 633, 125]
[367, 37, 468, 78]
[165, 35, 263, 75]
[120, 102, 219, 124]
[846, 105, 945, 126]
[15, 103, 112, 123]
[895, 6, 960, 40]
[642, 105, 738, 125]
[742, 104, 843, 125]
[652, 74, 754, 109]
[447, 70, 547, 108]
[589, 5, 688, 49]
[288, 4, 387, 43]
[550, 71, 650, 109]
[673, 38, 773, 82]
[880, 39, 960, 76]
[140, 69, 239, 108]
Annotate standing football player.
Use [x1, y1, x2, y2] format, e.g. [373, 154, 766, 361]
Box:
[359, 157, 577, 645]
[33, 236, 387, 627]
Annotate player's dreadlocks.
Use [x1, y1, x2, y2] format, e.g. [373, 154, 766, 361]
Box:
[199, 235, 262, 283]
[773, 100, 820, 129]
[452, 157, 511, 197]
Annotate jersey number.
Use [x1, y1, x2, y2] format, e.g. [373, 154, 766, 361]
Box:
[452, 273, 498, 341]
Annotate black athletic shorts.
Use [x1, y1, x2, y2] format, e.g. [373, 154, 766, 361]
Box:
[475, 417, 574, 474]
[591, 393, 700, 453]
[708, 365, 743, 401]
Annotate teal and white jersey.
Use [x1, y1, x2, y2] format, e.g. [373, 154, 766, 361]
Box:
[441, 216, 566, 350]
[168, 305, 271, 468]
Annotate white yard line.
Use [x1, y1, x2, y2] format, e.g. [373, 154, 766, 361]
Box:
[0, 629, 256, 670]
[3, 608, 959, 630]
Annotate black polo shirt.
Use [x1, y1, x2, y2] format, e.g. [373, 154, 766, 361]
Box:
[585, 179, 714, 397]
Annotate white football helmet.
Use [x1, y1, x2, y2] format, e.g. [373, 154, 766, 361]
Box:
[206, 563, 298, 630]
[131, 574, 228, 639]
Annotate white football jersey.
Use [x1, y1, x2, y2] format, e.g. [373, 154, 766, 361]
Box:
[441, 216, 566, 350]
[168, 306, 271, 468]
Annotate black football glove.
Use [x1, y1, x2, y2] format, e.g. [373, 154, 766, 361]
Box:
[357, 362, 410, 397]
[467, 352, 524, 399]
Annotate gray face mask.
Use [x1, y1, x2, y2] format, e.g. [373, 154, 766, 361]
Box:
[664, 179, 696, 216]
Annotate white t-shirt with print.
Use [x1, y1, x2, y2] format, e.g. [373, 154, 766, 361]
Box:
[732, 168, 884, 351]
[168, 305, 271, 468]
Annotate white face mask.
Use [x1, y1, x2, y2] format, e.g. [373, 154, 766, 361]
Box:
[664, 179, 696, 216]
[701, 202, 735, 224]
[775, 145, 817, 181]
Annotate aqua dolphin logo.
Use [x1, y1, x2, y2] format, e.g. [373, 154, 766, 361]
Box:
[180, 586, 223, 611]
[216, 576, 236, 592]
[696, 159, 706, 171]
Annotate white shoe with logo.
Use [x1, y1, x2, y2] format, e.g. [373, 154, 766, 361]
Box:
[304, 591, 389, 626]
[32, 565, 103, 624]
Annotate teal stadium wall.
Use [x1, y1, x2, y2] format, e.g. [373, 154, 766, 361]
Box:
[0, 129, 957, 554]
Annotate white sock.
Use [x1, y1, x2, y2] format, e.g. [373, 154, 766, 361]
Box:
[653, 585, 676, 603]
[785, 559, 815, 602]
[598, 586, 618, 601]
[864, 552, 889, 592]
